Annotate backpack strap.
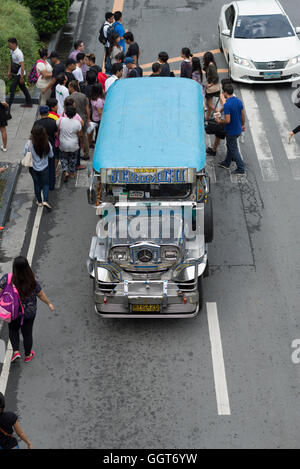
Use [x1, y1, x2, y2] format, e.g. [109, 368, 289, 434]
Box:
[7, 273, 24, 316]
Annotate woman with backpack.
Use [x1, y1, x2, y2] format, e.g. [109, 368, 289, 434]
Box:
[24, 126, 54, 210]
[0, 256, 54, 364]
[35, 48, 53, 106]
[0, 392, 33, 449]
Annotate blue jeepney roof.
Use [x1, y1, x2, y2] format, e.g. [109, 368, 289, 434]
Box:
[93, 77, 205, 173]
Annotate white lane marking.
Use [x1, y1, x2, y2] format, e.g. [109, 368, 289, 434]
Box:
[240, 87, 279, 182]
[207, 302, 231, 416]
[0, 206, 44, 395]
[0, 341, 13, 395]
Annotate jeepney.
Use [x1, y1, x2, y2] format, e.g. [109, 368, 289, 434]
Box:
[87, 78, 213, 318]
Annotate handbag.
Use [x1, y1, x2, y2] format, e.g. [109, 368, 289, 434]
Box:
[21, 141, 33, 167]
[4, 107, 12, 121]
[11, 61, 21, 75]
[205, 98, 226, 138]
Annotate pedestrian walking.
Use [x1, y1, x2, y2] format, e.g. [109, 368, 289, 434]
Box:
[46, 98, 60, 121]
[33, 106, 57, 191]
[0, 392, 33, 449]
[110, 32, 123, 65]
[203, 51, 221, 120]
[215, 83, 245, 175]
[125, 57, 143, 78]
[25, 126, 54, 209]
[73, 52, 85, 84]
[69, 40, 87, 78]
[113, 11, 126, 53]
[99, 12, 115, 75]
[7, 38, 32, 109]
[46, 98, 60, 176]
[150, 63, 162, 77]
[0, 256, 54, 366]
[62, 96, 85, 170]
[55, 74, 69, 116]
[49, 51, 65, 98]
[191, 57, 203, 85]
[105, 63, 123, 93]
[68, 81, 90, 160]
[124, 32, 140, 65]
[158, 52, 171, 77]
[35, 48, 53, 106]
[0, 100, 9, 152]
[64, 59, 76, 88]
[90, 83, 105, 142]
[180, 48, 193, 78]
[57, 105, 82, 182]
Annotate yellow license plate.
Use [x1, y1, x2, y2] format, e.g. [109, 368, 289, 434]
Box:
[132, 304, 160, 312]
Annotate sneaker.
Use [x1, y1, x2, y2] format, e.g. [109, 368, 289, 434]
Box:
[11, 351, 21, 362]
[24, 350, 35, 363]
[232, 169, 245, 175]
[1, 145, 7, 152]
[43, 202, 52, 211]
[206, 147, 216, 156]
[218, 161, 230, 170]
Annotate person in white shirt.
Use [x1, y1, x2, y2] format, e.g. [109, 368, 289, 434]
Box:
[105, 63, 123, 93]
[36, 48, 53, 105]
[73, 53, 85, 83]
[55, 74, 69, 115]
[7, 38, 32, 109]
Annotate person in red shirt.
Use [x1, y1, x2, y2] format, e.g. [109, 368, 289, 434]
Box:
[46, 98, 60, 121]
[97, 71, 108, 93]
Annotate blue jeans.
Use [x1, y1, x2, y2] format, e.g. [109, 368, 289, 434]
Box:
[225, 134, 245, 172]
[29, 166, 50, 203]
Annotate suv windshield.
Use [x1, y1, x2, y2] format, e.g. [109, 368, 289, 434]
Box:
[234, 14, 295, 39]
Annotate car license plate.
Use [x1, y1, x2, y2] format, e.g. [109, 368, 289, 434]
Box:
[264, 72, 281, 79]
[132, 304, 160, 312]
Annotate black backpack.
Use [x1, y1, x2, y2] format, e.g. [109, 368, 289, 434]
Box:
[99, 23, 114, 45]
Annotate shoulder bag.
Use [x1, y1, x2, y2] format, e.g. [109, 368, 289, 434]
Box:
[21, 141, 33, 168]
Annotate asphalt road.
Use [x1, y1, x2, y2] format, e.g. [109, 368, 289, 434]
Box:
[1, 0, 300, 449]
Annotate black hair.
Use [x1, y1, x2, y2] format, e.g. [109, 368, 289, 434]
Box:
[12, 256, 37, 301]
[56, 73, 67, 85]
[181, 47, 192, 59]
[223, 83, 234, 95]
[114, 11, 122, 22]
[8, 38, 17, 45]
[152, 62, 161, 73]
[0, 392, 5, 413]
[158, 51, 169, 63]
[124, 32, 134, 42]
[105, 11, 114, 21]
[86, 53, 96, 64]
[221, 77, 233, 88]
[203, 51, 216, 70]
[74, 40, 84, 50]
[76, 52, 85, 62]
[65, 105, 77, 119]
[46, 98, 58, 109]
[86, 69, 97, 85]
[115, 52, 125, 63]
[69, 80, 80, 92]
[191, 57, 203, 82]
[38, 48, 48, 59]
[49, 51, 59, 59]
[64, 96, 75, 107]
[65, 58, 76, 68]
[112, 63, 123, 75]
[90, 83, 104, 101]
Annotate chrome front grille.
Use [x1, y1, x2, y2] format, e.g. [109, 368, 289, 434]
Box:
[253, 61, 288, 70]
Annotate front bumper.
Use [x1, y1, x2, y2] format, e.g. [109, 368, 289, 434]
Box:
[231, 62, 300, 84]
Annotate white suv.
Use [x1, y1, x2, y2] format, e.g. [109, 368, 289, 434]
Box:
[218, 0, 300, 84]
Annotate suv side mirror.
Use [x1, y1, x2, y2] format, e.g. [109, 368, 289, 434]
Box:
[87, 188, 96, 205]
[221, 29, 231, 37]
[295, 26, 300, 34]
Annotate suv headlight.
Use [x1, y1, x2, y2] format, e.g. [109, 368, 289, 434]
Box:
[287, 55, 300, 67]
[110, 247, 129, 262]
[233, 54, 253, 68]
[162, 247, 179, 261]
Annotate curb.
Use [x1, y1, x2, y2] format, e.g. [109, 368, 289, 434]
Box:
[0, 163, 21, 229]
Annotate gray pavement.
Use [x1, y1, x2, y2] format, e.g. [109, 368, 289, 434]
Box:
[1, 0, 300, 449]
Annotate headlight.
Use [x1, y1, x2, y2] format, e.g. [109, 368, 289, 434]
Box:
[110, 247, 129, 262]
[162, 247, 179, 261]
[233, 54, 253, 68]
[287, 55, 300, 67]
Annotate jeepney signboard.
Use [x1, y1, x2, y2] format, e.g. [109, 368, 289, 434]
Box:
[101, 168, 196, 184]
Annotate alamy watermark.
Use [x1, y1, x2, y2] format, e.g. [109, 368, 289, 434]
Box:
[291, 339, 300, 364]
[0, 339, 5, 364]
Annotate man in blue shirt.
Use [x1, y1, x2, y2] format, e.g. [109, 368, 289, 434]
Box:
[113, 11, 126, 53]
[216, 84, 245, 174]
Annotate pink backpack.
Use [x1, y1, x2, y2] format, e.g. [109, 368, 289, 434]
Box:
[0, 274, 24, 324]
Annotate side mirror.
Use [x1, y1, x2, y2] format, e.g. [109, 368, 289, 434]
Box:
[295, 27, 300, 34]
[221, 29, 231, 37]
[87, 189, 96, 205]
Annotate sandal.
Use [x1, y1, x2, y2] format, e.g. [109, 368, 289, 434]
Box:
[63, 172, 69, 183]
